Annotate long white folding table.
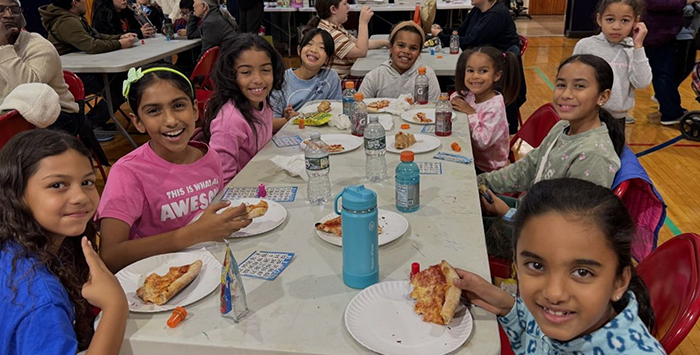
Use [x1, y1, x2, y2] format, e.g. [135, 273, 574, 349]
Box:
[112, 100, 499, 354]
[59, 35, 202, 147]
[351, 34, 461, 76]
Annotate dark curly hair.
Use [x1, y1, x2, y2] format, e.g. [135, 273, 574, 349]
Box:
[0, 130, 98, 351]
[203, 33, 285, 145]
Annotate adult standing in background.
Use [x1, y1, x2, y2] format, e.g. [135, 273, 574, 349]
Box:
[239, 0, 263, 34]
[431, 0, 524, 134]
[643, 0, 687, 125]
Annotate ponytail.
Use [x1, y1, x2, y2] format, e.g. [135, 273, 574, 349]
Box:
[619, 267, 655, 332]
[305, 16, 322, 33]
[500, 51, 521, 106]
[599, 107, 625, 157]
[454, 46, 522, 105]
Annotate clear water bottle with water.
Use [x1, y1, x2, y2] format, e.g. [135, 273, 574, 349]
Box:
[305, 132, 331, 204]
[342, 81, 356, 117]
[414, 67, 429, 105]
[450, 30, 459, 54]
[364, 116, 387, 182]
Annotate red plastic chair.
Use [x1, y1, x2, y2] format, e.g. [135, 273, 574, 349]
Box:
[637, 233, 700, 353]
[63, 70, 108, 181]
[190, 46, 221, 119]
[0, 110, 34, 149]
[518, 35, 528, 57]
[509, 103, 560, 163]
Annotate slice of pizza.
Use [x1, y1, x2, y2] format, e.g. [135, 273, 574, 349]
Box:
[315, 216, 382, 237]
[394, 131, 417, 149]
[367, 100, 391, 112]
[327, 144, 345, 153]
[245, 200, 268, 219]
[136, 260, 203, 306]
[317, 100, 332, 113]
[412, 112, 433, 123]
[409, 260, 461, 325]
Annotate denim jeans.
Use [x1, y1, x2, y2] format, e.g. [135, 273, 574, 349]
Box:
[648, 42, 686, 121]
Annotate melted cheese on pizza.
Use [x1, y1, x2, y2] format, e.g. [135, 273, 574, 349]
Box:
[410, 264, 448, 325]
[315, 216, 382, 238]
[138, 265, 191, 303]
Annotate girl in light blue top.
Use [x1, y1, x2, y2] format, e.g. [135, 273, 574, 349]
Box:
[272, 28, 342, 119]
[455, 178, 666, 354]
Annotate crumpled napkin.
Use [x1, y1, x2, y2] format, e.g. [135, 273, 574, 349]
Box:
[329, 113, 351, 130]
[271, 154, 308, 182]
[382, 94, 412, 116]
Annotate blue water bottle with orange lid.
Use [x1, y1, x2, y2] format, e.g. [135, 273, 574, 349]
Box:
[334, 185, 379, 289]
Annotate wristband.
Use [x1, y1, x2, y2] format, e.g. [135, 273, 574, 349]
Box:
[502, 208, 517, 223]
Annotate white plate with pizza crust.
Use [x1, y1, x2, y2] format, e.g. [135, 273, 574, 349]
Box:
[401, 108, 436, 125]
[116, 252, 221, 313]
[315, 209, 409, 247]
[190, 198, 286, 238]
[299, 100, 342, 116]
[365, 98, 397, 113]
[345, 280, 473, 355]
[299, 134, 363, 155]
[386, 134, 441, 154]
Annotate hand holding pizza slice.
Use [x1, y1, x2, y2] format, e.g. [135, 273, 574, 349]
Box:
[409, 260, 461, 325]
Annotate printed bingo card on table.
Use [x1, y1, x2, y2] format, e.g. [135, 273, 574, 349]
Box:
[272, 135, 303, 148]
[222, 186, 298, 202]
[238, 251, 295, 281]
[416, 162, 443, 175]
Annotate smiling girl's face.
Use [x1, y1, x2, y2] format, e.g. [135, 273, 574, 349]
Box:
[300, 33, 329, 72]
[389, 30, 422, 74]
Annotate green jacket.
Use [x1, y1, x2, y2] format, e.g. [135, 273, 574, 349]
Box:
[39, 4, 122, 55]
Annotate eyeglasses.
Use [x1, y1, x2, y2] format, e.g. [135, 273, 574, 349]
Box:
[0, 6, 23, 16]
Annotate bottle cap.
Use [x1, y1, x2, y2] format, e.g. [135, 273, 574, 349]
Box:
[400, 124, 410, 129]
[369, 115, 378, 123]
[400, 150, 414, 162]
[418, 67, 426, 74]
[340, 185, 377, 212]
[354, 92, 364, 101]
[310, 131, 320, 140]
[345, 81, 355, 89]
[439, 92, 449, 100]
[411, 262, 420, 276]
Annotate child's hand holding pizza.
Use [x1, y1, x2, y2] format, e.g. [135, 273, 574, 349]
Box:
[81, 237, 128, 312]
[190, 202, 252, 243]
[453, 268, 514, 317]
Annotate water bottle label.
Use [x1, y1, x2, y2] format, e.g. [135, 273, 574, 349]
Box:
[396, 183, 420, 208]
[364, 137, 386, 151]
[305, 156, 329, 171]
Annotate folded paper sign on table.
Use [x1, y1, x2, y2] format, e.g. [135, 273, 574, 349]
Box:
[271, 154, 308, 181]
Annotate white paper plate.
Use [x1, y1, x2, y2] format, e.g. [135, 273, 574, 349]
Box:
[299, 101, 342, 116]
[386, 134, 441, 154]
[315, 209, 409, 247]
[345, 280, 473, 355]
[401, 108, 436, 125]
[116, 252, 221, 313]
[365, 98, 397, 113]
[190, 198, 287, 238]
[300, 134, 363, 154]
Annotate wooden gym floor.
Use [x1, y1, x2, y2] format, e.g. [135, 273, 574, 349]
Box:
[94, 34, 700, 355]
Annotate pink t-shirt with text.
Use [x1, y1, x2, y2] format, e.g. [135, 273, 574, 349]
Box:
[209, 100, 273, 184]
[97, 141, 223, 240]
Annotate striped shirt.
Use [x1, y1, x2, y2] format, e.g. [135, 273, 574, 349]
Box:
[318, 19, 357, 78]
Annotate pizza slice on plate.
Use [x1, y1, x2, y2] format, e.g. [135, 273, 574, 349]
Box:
[245, 200, 268, 219]
[394, 131, 416, 149]
[412, 112, 433, 123]
[367, 100, 391, 112]
[136, 260, 203, 305]
[315, 216, 382, 237]
[409, 260, 461, 325]
[327, 144, 345, 153]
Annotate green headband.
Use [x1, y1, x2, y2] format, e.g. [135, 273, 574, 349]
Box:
[122, 67, 195, 101]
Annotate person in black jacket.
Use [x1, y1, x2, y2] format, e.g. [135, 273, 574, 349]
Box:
[92, 0, 155, 39]
[432, 0, 524, 134]
[239, 0, 263, 33]
[187, 0, 237, 57]
[136, 0, 165, 32]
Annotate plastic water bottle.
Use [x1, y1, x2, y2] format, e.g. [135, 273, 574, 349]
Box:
[414, 67, 429, 105]
[395, 151, 420, 212]
[342, 81, 356, 117]
[364, 115, 387, 182]
[305, 132, 331, 204]
[435, 93, 453, 136]
[434, 36, 442, 52]
[450, 30, 459, 54]
[351, 92, 368, 137]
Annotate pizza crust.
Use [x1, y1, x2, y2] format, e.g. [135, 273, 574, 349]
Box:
[440, 260, 461, 324]
[136, 260, 203, 306]
[246, 200, 268, 219]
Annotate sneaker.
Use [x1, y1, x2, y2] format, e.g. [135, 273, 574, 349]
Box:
[625, 116, 635, 124]
[94, 132, 114, 142]
[660, 118, 681, 126]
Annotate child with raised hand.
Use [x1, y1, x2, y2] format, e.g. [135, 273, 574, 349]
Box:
[272, 28, 342, 119]
[0, 130, 127, 354]
[451, 46, 521, 173]
[573, 0, 651, 125]
[454, 178, 665, 354]
[307, 0, 390, 79]
[358, 21, 440, 101]
[98, 64, 252, 272]
[203, 34, 287, 184]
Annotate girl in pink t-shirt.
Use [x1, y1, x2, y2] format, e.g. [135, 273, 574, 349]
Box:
[98, 65, 252, 272]
[450, 46, 522, 174]
[203, 34, 288, 184]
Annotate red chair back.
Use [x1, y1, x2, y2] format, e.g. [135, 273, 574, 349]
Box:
[518, 35, 528, 56]
[509, 103, 560, 162]
[0, 110, 35, 149]
[637, 233, 700, 353]
[191, 46, 220, 91]
[63, 70, 85, 102]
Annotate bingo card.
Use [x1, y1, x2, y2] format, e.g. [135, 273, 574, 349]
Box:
[238, 251, 295, 281]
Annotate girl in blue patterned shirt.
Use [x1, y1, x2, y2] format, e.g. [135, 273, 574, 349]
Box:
[455, 178, 666, 354]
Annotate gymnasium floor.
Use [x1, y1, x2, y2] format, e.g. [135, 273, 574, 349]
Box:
[95, 16, 700, 355]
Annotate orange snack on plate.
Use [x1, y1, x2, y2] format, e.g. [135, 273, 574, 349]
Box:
[451, 142, 461, 152]
[167, 307, 188, 328]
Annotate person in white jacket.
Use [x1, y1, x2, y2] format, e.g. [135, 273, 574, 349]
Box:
[359, 21, 440, 101]
[572, 0, 652, 125]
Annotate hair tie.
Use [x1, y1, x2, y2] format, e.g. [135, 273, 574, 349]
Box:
[122, 67, 195, 102]
[502, 52, 507, 58]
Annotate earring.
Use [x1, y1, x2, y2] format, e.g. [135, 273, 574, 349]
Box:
[615, 295, 621, 301]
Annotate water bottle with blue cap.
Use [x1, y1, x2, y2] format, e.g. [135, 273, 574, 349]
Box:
[334, 185, 379, 289]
